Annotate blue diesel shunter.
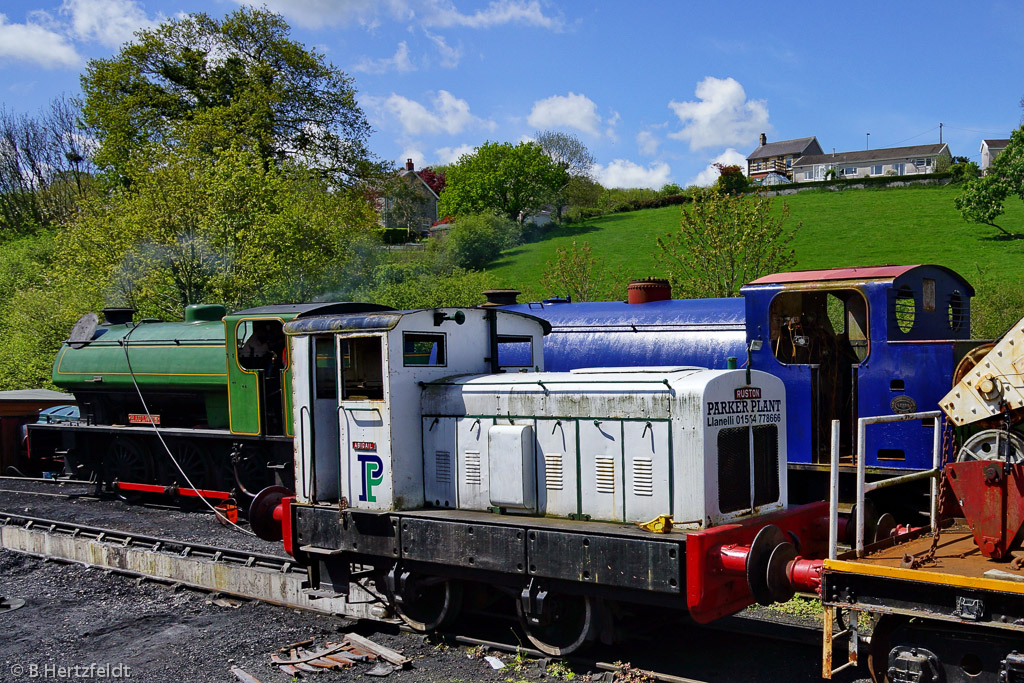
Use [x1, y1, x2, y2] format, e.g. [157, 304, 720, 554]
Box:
[503, 265, 976, 495]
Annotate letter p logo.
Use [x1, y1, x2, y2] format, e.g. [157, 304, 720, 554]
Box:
[357, 453, 385, 503]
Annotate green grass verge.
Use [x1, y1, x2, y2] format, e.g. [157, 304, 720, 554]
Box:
[488, 185, 1024, 302]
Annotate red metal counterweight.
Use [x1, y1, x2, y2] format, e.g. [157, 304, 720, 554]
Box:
[945, 461, 1024, 559]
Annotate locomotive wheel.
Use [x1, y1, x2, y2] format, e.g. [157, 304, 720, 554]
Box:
[516, 591, 597, 656]
[105, 437, 153, 500]
[867, 614, 905, 683]
[160, 441, 216, 492]
[394, 574, 463, 632]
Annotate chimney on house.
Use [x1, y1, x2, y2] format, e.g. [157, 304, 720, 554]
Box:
[759, 133, 767, 147]
[405, 158, 414, 171]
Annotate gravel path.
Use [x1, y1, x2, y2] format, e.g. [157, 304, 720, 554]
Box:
[0, 550, 517, 683]
[0, 480, 871, 683]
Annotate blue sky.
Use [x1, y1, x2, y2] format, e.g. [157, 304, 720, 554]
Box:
[1, 0, 1022, 188]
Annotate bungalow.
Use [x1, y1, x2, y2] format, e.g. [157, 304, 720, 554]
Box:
[747, 134, 823, 181]
[792, 143, 951, 183]
[980, 139, 1010, 174]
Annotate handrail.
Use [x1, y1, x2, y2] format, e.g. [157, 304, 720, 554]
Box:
[299, 405, 311, 500]
[828, 410, 942, 559]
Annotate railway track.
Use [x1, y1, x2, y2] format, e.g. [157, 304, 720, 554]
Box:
[0, 510, 863, 683]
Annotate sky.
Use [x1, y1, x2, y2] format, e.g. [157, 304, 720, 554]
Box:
[1, 0, 1022, 188]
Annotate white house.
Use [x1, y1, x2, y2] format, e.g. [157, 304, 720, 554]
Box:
[980, 139, 1010, 174]
[792, 143, 952, 183]
[746, 134, 823, 181]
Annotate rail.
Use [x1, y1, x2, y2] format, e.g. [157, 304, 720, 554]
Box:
[828, 411, 942, 559]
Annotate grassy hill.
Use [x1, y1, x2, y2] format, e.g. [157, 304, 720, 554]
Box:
[489, 185, 1024, 316]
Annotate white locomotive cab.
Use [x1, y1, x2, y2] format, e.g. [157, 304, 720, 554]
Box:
[421, 367, 787, 527]
[284, 308, 549, 509]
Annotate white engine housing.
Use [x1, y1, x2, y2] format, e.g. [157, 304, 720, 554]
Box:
[420, 366, 787, 528]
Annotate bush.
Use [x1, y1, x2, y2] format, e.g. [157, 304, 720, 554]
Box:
[440, 213, 520, 270]
[949, 160, 981, 184]
[364, 267, 495, 309]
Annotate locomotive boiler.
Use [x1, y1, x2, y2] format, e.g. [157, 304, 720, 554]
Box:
[504, 265, 977, 503]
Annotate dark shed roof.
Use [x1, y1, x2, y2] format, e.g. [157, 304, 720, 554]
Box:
[748, 136, 821, 160]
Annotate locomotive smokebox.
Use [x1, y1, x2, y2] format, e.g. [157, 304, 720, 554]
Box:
[627, 278, 671, 304]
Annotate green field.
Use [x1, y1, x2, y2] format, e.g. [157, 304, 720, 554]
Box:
[489, 184, 1024, 304]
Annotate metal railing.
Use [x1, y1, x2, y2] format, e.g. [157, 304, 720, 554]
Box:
[828, 411, 942, 559]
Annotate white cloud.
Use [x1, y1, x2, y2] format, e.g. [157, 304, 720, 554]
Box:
[0, 13, 81, 68]
[375, 90, 494, 136]
[435, 143, 475, 164]
[228, 0, 409, 29]
[689, 148, 748, 187]
[423, 0, 563, 30]
[669, 76, 770, 151]
[225, 0, 560, 31]
[604, 110, 620, 142]
[424, 30, 461, 68]
[60, 0, 153, 48]
[592, 160, 672, 190]
[636, 130, 659, 157]
[527, 92, 603, 137]
[436, 143, 475, 164]
[353, 41, 415, 74]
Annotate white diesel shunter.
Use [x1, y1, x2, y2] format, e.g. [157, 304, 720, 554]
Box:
[255, 308, 826, 656]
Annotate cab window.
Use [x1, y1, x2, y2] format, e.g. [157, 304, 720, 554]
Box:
[341, 337, 384, 400]
[403, 332, 446, 367]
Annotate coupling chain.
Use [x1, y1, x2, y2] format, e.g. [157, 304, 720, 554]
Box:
[913, 418, 956, 568]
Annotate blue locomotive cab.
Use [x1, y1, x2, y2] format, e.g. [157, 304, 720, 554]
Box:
[741, 265, 974, 482]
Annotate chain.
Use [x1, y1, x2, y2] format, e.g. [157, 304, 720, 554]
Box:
[908, 418, 956, 568]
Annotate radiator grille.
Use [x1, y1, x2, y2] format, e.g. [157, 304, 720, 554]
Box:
[463, 450, 481, 486]
[595, 456, 615, 494]
[435, 450, 452, 483]
[632, 457, 654, 496]
[544, 453, 563, 490]
[752, 425, 779, 507]
[717, 425, 780, 513]
[717, 428, 750, 513]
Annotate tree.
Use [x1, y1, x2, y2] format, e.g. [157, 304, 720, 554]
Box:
[438, 213, 520, 270]
[57, 145, 380, 319]
[535, 130, 595, 221]
[541, 240, 609, 302]
[955, 126, 1024, 237]
[656, 189, 799, 298]
[438, 141, 568, 222]
[535, 131, 595, 179]
[564, 176, 603, 212]
[713, 163, 749, 195]
[417, 167, 446, 196]
[80, 7, 378, 187]
[0, 97, 96, 236]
